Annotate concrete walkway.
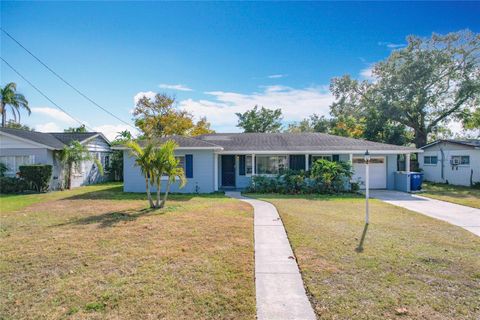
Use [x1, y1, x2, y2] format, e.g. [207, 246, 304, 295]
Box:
[370, 190, 480, 237]
[226, 191, 316, 320]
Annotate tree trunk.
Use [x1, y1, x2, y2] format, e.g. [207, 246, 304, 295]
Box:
[155, 179, 162, 208]
[160, 180, 171, 209]
[1, 102, 6, 127]
[414, 129, 428, 148]
[67, 163, 72, 189]
[145, 177, 155, 208]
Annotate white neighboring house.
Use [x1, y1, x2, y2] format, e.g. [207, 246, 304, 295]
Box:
[0, 127, 112, 189]
[419, 139, 480, 186]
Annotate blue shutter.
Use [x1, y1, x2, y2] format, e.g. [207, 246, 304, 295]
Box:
[185, 154, 193, 178]
[332, 154, 340, 162]
[239, 155, 246, 176]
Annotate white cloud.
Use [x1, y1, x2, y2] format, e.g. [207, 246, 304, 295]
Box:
[179, 85, 334, 131]
[158, 84, 193, 91]
[133, 91, 157, 105]
[35, 122, 62, 132]
[93, 124, 138, 141]
[359, 66, 376, 81]
[378, 41, 405, 49]
[267, 74, 286, 79]
[31, 107, 77, 125]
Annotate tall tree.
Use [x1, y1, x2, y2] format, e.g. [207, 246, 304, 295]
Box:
[133, 93, 215, 138]
[64, 124, 88, 133]
[331, 30, 480, 147]
[287, 114, 332, 133]
[236, 105, 283, 133]
[0, 82, 30, 127]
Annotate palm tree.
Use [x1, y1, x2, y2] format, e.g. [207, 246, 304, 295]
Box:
[126, 140, 156, 208]
[0, 82, 30, 127]
[160, 143, 186, 208]
[59, 141, 104, 189]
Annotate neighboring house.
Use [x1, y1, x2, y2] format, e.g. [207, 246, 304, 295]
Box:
[0, 128, 112, 189]
[419, 139, 480, 186]
[117, 133, 420, 193]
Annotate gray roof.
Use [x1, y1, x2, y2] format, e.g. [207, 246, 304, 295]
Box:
[50, 132, 99, 145]
[0, 128, 105, 150]
[195, 133, 418, 152]
[421, 139, 480, 149]
[137, 135, 222, 149]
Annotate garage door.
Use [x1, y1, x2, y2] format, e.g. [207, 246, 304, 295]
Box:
[352, 157, 386, 189]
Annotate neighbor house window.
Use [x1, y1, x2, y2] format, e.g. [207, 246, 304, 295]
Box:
[451, 155, 470, 165]
[256, 155, 287, 175]
[245, 155, 253, 174]
[104, 155, 110, 168]
[311, 155, 332, 162]
[0, 155, 35, 175]
[424, 156, 438, 165]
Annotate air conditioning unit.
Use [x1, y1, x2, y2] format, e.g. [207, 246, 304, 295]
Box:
[450, 158, 460, 165]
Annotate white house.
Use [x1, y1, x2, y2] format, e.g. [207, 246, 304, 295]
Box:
[419, 139, 480, 186]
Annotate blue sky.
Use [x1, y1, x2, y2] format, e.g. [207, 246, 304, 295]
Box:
[1, 1, 479, 139]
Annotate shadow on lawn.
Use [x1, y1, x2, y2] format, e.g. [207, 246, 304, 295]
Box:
[355, 223, 369, 253]
[53, 207, 160, 228]
[62, 185, 226, 202]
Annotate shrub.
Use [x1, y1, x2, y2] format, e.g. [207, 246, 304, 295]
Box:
[19, 164, 53, 192]
[247, 159, 354, 195]
[0, 177, 28, 193]
[0, 162, 7, 177]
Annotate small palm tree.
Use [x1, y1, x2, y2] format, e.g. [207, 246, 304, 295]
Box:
[160, 143, 186, 208]
[0, 82, 30, 127]
[59, 141, 104, 189]
[126, 140, 156, 208]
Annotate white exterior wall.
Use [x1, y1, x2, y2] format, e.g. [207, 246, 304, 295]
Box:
[419, 142, 480, 186]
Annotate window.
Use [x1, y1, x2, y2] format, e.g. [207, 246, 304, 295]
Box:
[245, 155, 253, 174]
[451, 155, 470, 165]
[424, 156, 438, 165]
[0, 155, 35, 175]
[256, 155, 287, 175]
[311, 155, 332, 162]
[104, 155, 110, 168]
[161, 156, 185, 177]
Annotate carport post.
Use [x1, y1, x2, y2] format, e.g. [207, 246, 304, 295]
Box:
[364, 150, 370, 224]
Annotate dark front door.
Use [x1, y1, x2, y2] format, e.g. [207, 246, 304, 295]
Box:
[221, 155, 236, 187]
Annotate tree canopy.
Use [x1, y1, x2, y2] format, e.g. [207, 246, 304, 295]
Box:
[329, 30, 479, 147]
[64, 124, 88, 133]
[236, 105, 283, 133]
[0, 82, 30, 127]
[133, 93, 215, 138]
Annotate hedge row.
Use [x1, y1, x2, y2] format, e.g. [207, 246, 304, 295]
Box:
[0, 164, 52, 194]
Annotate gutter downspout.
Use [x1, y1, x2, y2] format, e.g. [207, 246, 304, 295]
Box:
[440, 148, 445, 180]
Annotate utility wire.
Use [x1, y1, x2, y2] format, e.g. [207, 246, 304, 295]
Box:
[1, 57, 93, 131]
[1, 28, 136, 130]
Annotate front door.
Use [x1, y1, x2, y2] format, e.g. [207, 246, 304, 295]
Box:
[221, 155, 236, 187]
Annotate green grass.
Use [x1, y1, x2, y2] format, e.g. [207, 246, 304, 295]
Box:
[420, 182, 480, 208]
[249, 193, 480, 320]
[1, 183, 255, 319]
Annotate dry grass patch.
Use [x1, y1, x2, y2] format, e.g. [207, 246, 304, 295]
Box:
[250, 194, 480, 320]
[420, 182, 480, 208]
[1, 184, 255, 319]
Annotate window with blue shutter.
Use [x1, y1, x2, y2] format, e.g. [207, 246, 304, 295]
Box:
[185, 154, 193, 178]
[239, 155, 246, 175]
[332, 154, 340, 162]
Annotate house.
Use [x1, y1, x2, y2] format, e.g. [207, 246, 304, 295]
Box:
[0, 127, 112, 189]
[117, 132, 420, 193]
[419, 139, 480, 186]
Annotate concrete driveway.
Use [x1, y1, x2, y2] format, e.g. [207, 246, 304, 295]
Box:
[370, 190, 480, 237]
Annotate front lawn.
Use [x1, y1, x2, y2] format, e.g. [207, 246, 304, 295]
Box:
[0, 183, 255, 319]
[420, 182, 480, 208]
[250, 194, 480, 319]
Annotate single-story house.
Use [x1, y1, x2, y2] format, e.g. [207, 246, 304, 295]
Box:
[419, 139, 480, 186]
[117, 132, 420, 193]
[0, 127, 112, 189]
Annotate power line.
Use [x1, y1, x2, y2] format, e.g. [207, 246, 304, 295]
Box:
[1, 28, 136, 130]
[1, 57, 93, 131]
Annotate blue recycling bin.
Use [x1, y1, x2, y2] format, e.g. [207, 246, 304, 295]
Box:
[410, 172, 424, 191]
